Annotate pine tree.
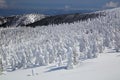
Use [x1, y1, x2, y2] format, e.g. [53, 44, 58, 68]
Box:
[58, 55, 62, 66]
[67, 47, 73, 69]
[73, 45, 80, 65]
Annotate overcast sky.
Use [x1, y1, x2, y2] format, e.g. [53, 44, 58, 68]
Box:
[0, 0, 120, 9]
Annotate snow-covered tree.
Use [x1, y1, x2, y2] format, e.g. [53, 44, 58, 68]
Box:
[67, 47, 73, 69]
[0, 58, 3, 73]
[73, 45, 80, 65]
[58, 55, 63, 66]
[114, 29, 120, 52]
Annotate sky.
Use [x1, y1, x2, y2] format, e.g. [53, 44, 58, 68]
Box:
[0, 0, 120, 9]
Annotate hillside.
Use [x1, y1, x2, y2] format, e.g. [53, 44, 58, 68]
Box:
[26, 12, 104, 27]
[0, 7, 120, 80]
[0, 14, 46, 27]
[0, 11, 103, 27]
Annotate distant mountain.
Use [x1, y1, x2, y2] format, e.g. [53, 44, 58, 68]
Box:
[0, 12, 104, 27]
[0, 16, 7, 25]
[0, 14, 46, 27]
[26, 12, 105, 27]
[0, 8, 97, 27]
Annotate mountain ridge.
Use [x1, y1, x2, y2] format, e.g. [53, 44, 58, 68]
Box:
[0, 14, 46, 27]
[0, 10, 105, 27]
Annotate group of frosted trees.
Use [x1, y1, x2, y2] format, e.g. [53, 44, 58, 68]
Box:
[0, 8, 120, 71]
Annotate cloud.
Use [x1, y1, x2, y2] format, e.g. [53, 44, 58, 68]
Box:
[104, 1, 119, 8]
[0, 0, 7, 8]
[64, 5, 71, 9]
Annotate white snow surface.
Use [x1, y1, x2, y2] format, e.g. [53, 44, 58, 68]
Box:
[0, 51, 120, 80]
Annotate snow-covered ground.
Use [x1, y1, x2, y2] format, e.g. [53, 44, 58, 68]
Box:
[0, 50, 120, 80]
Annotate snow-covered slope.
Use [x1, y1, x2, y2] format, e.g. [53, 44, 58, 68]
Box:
[13, 14, 46, 26]
[0, 7, 120, 73]
[0, 14, 46, 27]
[0, 11, 103, 27]
[0, 17, 7, 25]
[26, 12, 104, 27]
[1, 52, 120, 80]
